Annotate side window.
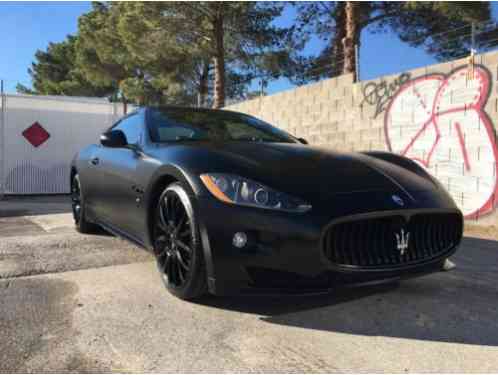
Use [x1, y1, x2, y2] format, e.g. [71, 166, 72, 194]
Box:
[114, 113, 143, 145]
[148, 109, 202, 142]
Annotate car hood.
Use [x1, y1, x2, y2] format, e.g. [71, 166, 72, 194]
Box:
[171, 141, 438, 200]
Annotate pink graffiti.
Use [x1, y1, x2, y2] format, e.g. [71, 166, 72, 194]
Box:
[385, 66, 498, 218]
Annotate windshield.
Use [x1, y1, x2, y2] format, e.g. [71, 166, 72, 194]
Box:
[147, 108, 297, 144]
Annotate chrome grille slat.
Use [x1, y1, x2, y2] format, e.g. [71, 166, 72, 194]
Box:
[323, 213, 462, 268]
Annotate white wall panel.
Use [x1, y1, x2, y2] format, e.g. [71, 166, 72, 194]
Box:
[0, 94, 128, 194]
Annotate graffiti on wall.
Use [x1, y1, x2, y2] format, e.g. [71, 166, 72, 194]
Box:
[384, 65, 498, 218]
[361, 72, 412, 118]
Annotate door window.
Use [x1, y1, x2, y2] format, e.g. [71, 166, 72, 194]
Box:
[113, 113, 143, 145]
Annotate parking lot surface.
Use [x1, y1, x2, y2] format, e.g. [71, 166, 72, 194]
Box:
[1, 197, 498, 372]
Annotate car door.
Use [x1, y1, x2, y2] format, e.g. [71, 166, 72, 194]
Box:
[93, 111, 146, 242]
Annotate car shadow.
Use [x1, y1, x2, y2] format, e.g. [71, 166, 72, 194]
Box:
[0, 195, 72, 217]
[91, 227, 114, 237]
[196, 236, 498, 346]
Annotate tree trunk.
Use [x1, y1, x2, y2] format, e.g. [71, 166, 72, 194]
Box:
[331, 2, 346, 77]
[198, 60, 210, 107]
[122, 94, 127, 115]
[212, 9, 225, 109]
[342, 1, 360, 80]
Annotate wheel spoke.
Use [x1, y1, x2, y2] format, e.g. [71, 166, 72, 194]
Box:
[162, 252, 171, 272]
[174, 196, 183, 215]
[175, 212, 187, 233]
[173, 257, 181, 285]
[177, 261, 185, 283]
[167, 196, 176, 222]
[167, 255, 175, 283]
[156, 243, 169, 259]
[175, 240, 192, 254]
[158, 203, 169, 232]
[176, 251, 189, 271]
[163, 196, 170, 219]
[178, 224, 190, 238]
[156, 235, 167, 244]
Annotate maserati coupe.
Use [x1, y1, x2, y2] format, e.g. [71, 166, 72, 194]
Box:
[70, 106, 463, 300]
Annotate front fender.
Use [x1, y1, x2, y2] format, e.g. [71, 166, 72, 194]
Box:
[142, 163, 217, 290]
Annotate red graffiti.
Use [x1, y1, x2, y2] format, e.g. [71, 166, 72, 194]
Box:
[385, 66, 498, 218]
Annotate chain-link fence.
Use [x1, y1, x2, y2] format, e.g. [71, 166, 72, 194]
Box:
[225, 19, 498, 106]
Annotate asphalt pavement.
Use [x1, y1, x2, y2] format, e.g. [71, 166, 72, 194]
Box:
[1, 197, 498, 372]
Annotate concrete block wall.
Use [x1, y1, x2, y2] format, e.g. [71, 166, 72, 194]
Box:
[226, 52, 498, 229]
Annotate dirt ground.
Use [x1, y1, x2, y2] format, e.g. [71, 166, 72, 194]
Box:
[1, 196, 497, 372]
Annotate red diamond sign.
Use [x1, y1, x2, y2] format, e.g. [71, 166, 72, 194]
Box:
[22, 122, 50, 148]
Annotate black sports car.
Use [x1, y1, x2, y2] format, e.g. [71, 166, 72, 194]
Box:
[71, 106, 463, 300]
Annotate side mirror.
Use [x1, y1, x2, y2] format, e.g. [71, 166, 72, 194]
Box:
[100, 130, 128, 148]
[297, 137, 308, 145]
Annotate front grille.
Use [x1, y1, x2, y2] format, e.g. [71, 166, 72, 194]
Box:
[323, 212, 463, 268]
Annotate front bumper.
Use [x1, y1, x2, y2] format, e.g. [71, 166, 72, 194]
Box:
[195, 197, 462, 296]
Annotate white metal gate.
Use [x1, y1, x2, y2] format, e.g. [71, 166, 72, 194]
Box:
[0, 93, 127, 195]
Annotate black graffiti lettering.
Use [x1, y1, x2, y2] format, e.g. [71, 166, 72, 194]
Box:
[361, 72, 411, 118]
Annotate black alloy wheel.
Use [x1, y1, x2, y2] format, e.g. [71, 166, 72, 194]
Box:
[154, 182, 207, 300]
[71, 174, 98, 234]
[156, 190, 193, 286]
[71, 175, 82, 224]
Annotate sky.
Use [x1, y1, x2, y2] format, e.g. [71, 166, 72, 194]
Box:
[0, 2, 92, 92]
[1, 1, 497, 95]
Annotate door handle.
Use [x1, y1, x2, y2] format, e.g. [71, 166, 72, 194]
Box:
[91, 157, 100, 166]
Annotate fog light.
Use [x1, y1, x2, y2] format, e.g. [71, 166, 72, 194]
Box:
[233, 232, 248, 248]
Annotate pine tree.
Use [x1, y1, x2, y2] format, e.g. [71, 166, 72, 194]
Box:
[16, 35, 113, 97]
[295, 1, 493, 81]
[131, 2, 291, 108]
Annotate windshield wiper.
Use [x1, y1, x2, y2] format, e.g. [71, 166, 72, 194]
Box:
[174, 136, 205, 142]
[232, 136, 267, 142]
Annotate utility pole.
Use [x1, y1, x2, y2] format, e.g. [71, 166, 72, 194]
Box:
[354, 44, 360, 82]
[0, 79, 5, 199]
[467, 22, 476, 81]
[471, 22, 476, 53]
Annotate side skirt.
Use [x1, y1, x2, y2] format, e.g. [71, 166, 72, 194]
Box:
[96, 219, 150, 252]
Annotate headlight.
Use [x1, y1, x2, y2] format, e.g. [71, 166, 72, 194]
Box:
[200, 173, 311, 213]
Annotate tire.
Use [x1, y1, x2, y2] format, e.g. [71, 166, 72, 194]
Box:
[153, 182, 208, 300]
[71, 174, 99, 234]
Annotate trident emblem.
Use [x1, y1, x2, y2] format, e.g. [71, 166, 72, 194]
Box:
[395, 229, 410, 255]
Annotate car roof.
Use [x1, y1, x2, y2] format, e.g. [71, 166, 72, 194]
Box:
[143, 105, 243, 116]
